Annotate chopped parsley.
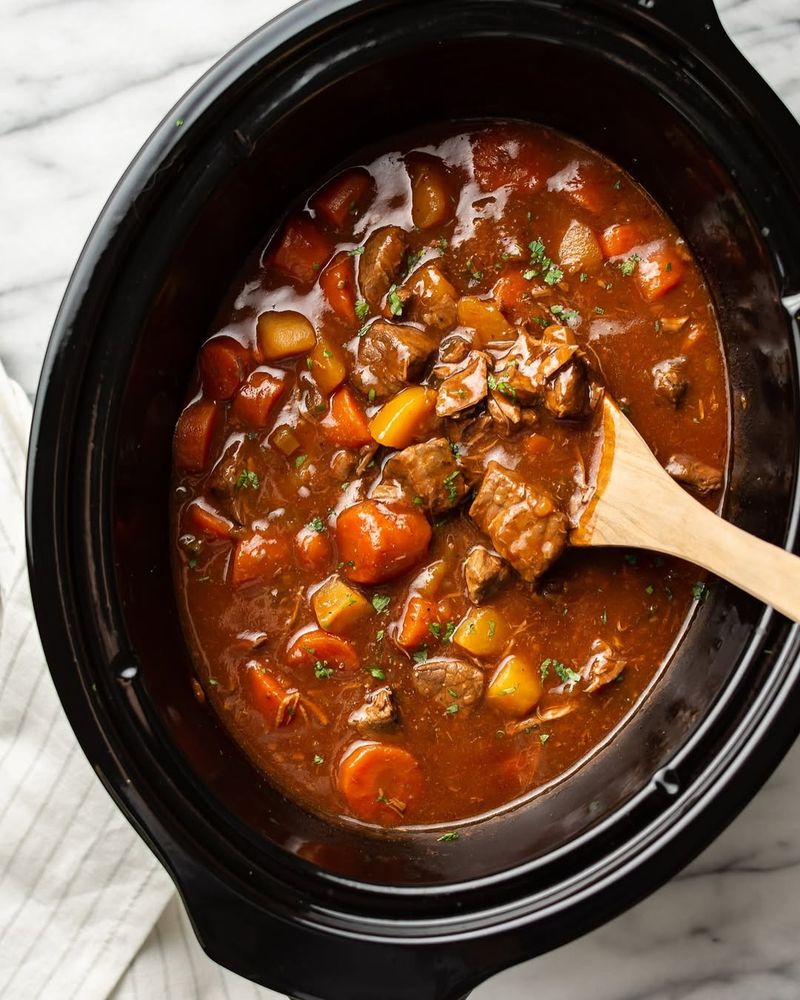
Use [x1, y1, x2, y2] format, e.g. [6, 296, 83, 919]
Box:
[525, 237, 563, 286]
[306, 357, 314, 370]
[386, 285, 404, 316]
[539, 733, 551, 744]
[428, 622, 442, 639]
[313, 754, 324, 765]
[413, 495, 423, 506]
[294, 454, 308, 468]
[413, 647, 429, 664]
[375, 629, 385, 642]
[444, 704, 459, 715]
[620, 253, 641, 277]
[442, 620, 456, 643]
[437, 831, 459, 842]
[692, 581, 709, 602]
[645, 584, 654, 595]
[368, 387, 376, 403]
[307, 516, 325, 533]
[449, 440, 460, 457]
[404, 248, 423, 274]
[488, 620, 497, 639]
[348, 245, 365, 256]
[314, 661, 334, 679]
[355, 299, 369, 321]
[550, 304, 580, 323]
[624, 552, 638, 566]
[369, 667, 386, 680]
[594, 306, 605, 315]
[554, 661, 582, 686]
[579, 272, 589, 283]
[372, 594, 391, 613]
[437, 237, 449, 252]
[443, 470, 461, 502]
[465, 259, 484, 283]
[235, 469, 260, 490]
[175, 118, 184, 127]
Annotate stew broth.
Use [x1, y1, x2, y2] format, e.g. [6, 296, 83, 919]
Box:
[170, 122, 728, 828]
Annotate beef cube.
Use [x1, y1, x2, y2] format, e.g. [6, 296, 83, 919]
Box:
[497, 331, 581, 405]
[665, 453, 723, 495]
[463, 545, 510, 604]
[348, 686, 398, 735]
[583, 639, 626, 693]
[470, 461, 568, 581]
[436, 351, 489, 417]
[652, 356, 689, 405]
[382, 437, 467, 515]
[351, 320, 438, 399]
[412, 658, 484, 708]
[437, 332, 474, 365]
[358, 226, 408, 310]
[544, 361, 590, 418]
[395, 262, 458, 332]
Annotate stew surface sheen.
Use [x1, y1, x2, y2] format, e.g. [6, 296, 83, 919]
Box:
[170, 122, 728, 829]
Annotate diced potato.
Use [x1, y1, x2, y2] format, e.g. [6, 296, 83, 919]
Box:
[257, 310, 316, 360]
[408, 559, 448, 598]
[270, 424, 301, 455]
[452, 607, 509, 658]
[407, 155, 453, 230]
[309, 336, 347, 395]
[369, 386, 437, 448]
[558, 219, 602, 274]
[311, 574, 372, 633]
[457, 296, 515, 343]
[486, 654, 543, 717]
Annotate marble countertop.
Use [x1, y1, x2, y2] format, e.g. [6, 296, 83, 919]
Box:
[3, 1, 800, 997]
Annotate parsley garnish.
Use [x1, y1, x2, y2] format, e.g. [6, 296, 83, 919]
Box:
[405, 249, 423, 274]
[448, 440, 460, 457]
[620, 253, 641, 277]
[554, 661, 581, 686]
[550, 304, 580, 322]
[692, 581, 709, 602]
[613, 178, 622, 190]
[386, 285, 404, 316]
[488, 620, 496, 639]
[294, 454, 307, 468]
[369, 667, 385, 680]
[428, 622, 442, 639]
[438, 831, 459, 842]
[314, 661, 334, 679]
[413, 647, 429, 664]
[368, 387, 376, 403]
[354, 299, 369, 321]
[348, 246, 365, 256]
[307, 516, 325, 532]
[525, 237, 563, 286]
[579, 272, 588, 283]
[539, 733, 551, 744]
[313, 753, 324, 765]
[372, 595, 391, 613]
[235, 469, 260, 490]
[465, 259, 484, 283]
[375, 629, 385, 642]
[444, 704, 459, 714]
[443, 470, 461, 502]
[442, 621, 456, 642]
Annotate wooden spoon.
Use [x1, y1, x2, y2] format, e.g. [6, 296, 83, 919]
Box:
[570, 394, 800, 622]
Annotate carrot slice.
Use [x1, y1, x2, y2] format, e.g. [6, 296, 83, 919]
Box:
[319, 253, 357, 323]
[199, 336, 250, 400]
[244, 663, 298, 729]
[270, 215, 332, 284]
[397, 596, 440, 649]
[286, 629, 360, 673]
[174, 399, 219, 473]
[635, 247, 684, 301]
[186, 500, 234, 539]
[311, 168, 373, 228]
[231, 370, 285, 429]
[492, 269, 539, 324]
[320, 386, 372, 448]
[229, 530, 290, 587]
[336, 500, 432, 585]
[294, 524, 333, 572]
[338, 742, 424, 823]
[599, 223, 643, 259]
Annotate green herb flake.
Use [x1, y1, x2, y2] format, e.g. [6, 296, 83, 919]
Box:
[314, 661, 334, 679]
[235, 469, 260, 490]
[438, 831, 459, 842]
[372, 595, 391, 613]
[620, 253, 641, 277]
[540, 658, 552, 681]
[448, 440, 460, 457]
[355, 299, 369, 322]
[313, 754, 324, 765]
[444, 703, 459, 715]
[294, 454, 308, 468]
[349, 245, 365, 257]
[624, 552, 638, 566]
[370, 667, 386, 680]
[665, 262, 673, 272]
[594, 306, 605, 315]
[443, 470, 461, 502]
[553, 660, 581, 686]
[442, 621, 456, 643]
[487, 373, 498, 391]
[307, 516, 325, 533]
[175, 118, 184, 127]
[428, 622, 442, 639]
[692, 581, 709, 602]
[579, 272, 589, 283]
[306, 357, 314, 370]
[600, 607, 608, 625]
[405, 249, 423, 274]
[412, 495, 423, 506]
[645, 584, 655, 595]
[386, 285, 404, 317]
[465, 259, 484, 283]
[368, 387, 376, 403]
[539, 733, 551, 744]
[550, 304, 580, 323]
[413, 647, 429, 664]
[188, 558, 198, 570]
[437, 237, 449, 252]
[487, 620, 496, 639]
[375, 629, 385, 642]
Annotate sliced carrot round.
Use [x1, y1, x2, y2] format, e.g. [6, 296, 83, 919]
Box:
[319, 252, 357, 323]
[174, 399, 219, 473]
[338, 742, 424, 823]
[199, 336, 249, 400]
[286, 629, 360, 673]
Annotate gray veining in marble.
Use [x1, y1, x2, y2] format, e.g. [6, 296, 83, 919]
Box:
[2, 1, 800, 997]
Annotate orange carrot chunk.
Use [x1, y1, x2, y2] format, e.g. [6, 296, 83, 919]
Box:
[270, 215, 332, 284]
[397, 596, 440, 649]
[319, 253, 357, 323]
[311, 168, 373, 228]
[321, 386, 372, 448]
[231, 370, 285, 429]
[635, 247, 684, 301]
[174, 399, 219, 473]
[294, 524, 333, 572]
[244, 663, 298, 729]
[336, 500, 432, 585]
[229, 530, 290, 587]
[199, 336, 250, 400]
[286, 629, 360, 673]
[185, 500, 234, 540]
[338, 742, 424, 823]
[599, 223, 643, 259]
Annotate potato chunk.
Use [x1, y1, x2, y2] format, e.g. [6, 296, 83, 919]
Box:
[486, 654, 543, 716]
[311, 575, 372, 633]
[452, 607, 509, 658]
[257, 310, 316, 360]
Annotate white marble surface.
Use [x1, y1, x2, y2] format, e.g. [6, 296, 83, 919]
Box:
[3, 0, 800, 997]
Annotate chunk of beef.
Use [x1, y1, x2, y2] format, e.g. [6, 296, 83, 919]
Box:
[652, 356, 689, 405]
[208, 440, 243, 500]
[544, 361, 590, 418]
[496, 331, 581, 405]
[330, 449, 358, 481]
[348, 686, 398, 735]
[665, 453, 723, 495]
[583, 639, 626, 693]
[470, 461, 568, 582]
[487, 387, 523, 432]
[412, 658, 484, 707]
[436, 351, 489, 417]
[351, 320, 438, 399]
[463, 545, 510, 604]
[358, 226, 408, 310]
[446, 412, 497, 486]
[396, 263, 458, 332]
[381, 437, 467, 515]
[207, 440, 262, 524]
[438, 332, 474, 365]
